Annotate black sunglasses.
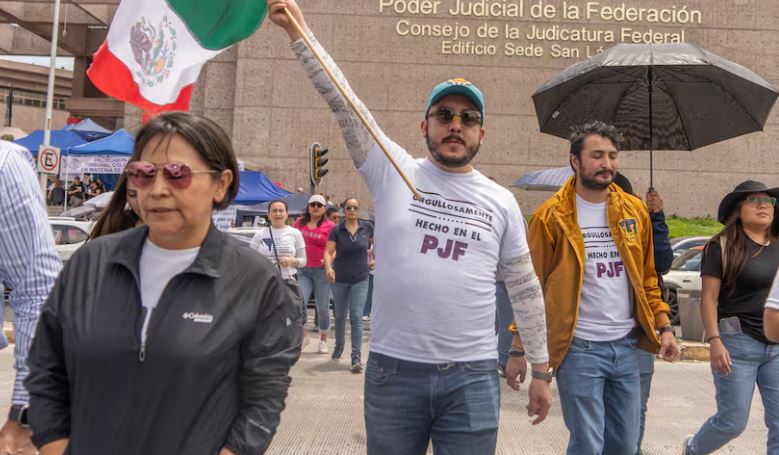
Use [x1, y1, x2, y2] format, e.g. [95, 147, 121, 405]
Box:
[426, 107, 483, 128]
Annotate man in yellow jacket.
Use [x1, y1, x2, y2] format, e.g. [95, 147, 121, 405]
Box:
[510, 121, 680, 454]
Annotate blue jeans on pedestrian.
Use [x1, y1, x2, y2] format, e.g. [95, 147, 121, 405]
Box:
[331, 280, 368, 364]
[297, 267, 331, 331]
[364, 352, 499, 455]
[556, 335, 641, 455]
[686, 322, 779, 455]
[494, 281, 512, 367]
[636, 348, 655, 453]
[364, 274, 374, 317]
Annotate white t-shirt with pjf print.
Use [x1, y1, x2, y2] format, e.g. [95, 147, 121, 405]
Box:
[574, 195, 635, 342]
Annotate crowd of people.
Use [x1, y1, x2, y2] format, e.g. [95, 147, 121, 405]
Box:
[0, 0, 777, 454]
[46, 175, 106, 207]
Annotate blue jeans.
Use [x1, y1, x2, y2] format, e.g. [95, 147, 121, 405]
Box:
[364, 352, 499, 455]
[331, 280, 369, 364]
[363, 274, 374, 317]
[297, 267, 331, 331]
[636, 348, 655, 453]
[686, 324, 779, 455]
[556, 335, 641, 455]
[494, 281, 512, 367]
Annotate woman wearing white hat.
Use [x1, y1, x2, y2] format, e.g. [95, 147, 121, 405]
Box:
[293, 194, 336, 353]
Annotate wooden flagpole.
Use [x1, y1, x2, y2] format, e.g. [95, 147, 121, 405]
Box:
[283, 7, 423, 201]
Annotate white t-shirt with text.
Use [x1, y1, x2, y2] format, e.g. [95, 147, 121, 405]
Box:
[249, 226, 307, 280]
[360, 152, 529, 363]
[574, 195, 635, 341]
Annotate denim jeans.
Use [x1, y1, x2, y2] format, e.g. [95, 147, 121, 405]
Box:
[364, 352, 499, 455]
[636, 348, 655, 453]
[297, 267, 331, 331]
[556, 335, 641, 455]
[494, 281, 513, 367]
[331, 280, 369, 364]
[686, 321, 779, 455]
[363, 274, 374, 317]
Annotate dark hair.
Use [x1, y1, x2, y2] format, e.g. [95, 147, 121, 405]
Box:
[131, 111, 240, 210]
[300, 195, 327, 227]
[342, 197, 359, 208]
[268, 199, 289, 212]
[569, 121, 624, 169]
[612, 173, 634, 195]
[326, 206, 339, 216]
[709, 198, 779, 295]
[87, 173, 142, 240]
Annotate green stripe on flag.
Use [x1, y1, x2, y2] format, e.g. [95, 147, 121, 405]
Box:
[167, 0, 267, 50]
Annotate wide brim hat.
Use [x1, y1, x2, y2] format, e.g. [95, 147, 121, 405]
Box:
[717, 180, 779, 223]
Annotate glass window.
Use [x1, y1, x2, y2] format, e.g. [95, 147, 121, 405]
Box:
[66, 227, 88, 244]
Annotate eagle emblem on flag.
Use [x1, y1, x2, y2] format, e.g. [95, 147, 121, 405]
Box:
[130, 15, 178, 87]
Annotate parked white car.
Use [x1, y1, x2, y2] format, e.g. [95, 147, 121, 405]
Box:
[226, 226, 264, 245]
[671, 236, 709, 260]
[663, 246, 705, 324]
[49, 217, 94, 262]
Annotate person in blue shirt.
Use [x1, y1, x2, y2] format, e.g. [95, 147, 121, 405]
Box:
[0, 141, 61, 455]
[323, 197, 374, 373]
[612, 173, 673, 454]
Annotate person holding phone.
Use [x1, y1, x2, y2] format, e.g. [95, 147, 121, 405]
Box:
[684, 180, 779, 455]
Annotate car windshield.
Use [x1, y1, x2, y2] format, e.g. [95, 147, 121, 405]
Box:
[672, 248, 703, 272]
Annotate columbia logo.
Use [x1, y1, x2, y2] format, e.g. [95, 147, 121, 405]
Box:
[182, 312, 214, 324]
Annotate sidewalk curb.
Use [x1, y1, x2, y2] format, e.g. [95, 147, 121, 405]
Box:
[681, 340, 709, 361]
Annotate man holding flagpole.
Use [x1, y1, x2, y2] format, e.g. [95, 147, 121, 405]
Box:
[268, 2, 551, 454]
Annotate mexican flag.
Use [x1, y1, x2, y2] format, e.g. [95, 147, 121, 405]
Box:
[87, 0, 267, 114]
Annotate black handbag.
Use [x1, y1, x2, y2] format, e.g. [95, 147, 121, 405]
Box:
[268, 226, 306, 324]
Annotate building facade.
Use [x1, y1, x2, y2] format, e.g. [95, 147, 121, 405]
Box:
[127, 0, 779, 217]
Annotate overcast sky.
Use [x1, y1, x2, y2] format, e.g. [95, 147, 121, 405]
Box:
[0, 55, 74, 71]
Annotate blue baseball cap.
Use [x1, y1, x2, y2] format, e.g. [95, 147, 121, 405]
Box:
[425, 78, 485, 118]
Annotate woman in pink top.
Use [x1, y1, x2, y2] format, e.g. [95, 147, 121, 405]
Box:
[293, 194, 336, 354]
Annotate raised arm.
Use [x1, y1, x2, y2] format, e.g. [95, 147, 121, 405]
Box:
[267, 0, 396, 169]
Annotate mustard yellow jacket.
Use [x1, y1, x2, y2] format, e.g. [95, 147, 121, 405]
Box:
[511, 177, 671, 369]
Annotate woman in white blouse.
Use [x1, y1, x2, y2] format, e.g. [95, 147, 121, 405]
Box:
[250, 199, 307, 279]
[250, 199, 308, 347]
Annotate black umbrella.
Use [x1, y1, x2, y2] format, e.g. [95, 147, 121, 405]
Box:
[532, 42, 778, 188]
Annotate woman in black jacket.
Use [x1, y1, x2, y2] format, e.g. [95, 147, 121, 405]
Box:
[26, 112, 302, 455]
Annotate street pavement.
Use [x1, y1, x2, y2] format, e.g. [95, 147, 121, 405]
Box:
[0, 334, 768, 454]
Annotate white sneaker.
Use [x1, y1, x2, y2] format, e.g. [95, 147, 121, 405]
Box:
[362, 315, 370, 321]
[317, 340, 329, 354]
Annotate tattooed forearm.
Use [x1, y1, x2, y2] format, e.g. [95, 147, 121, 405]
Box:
[499, 253, 549, 364]
[292, 33, 380, 168]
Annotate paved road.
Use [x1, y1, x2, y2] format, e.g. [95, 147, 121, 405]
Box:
[0, 338, 769, 454]
[267, 336, 768, 455]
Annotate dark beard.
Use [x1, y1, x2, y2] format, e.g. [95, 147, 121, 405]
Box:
[427, 135, 480, 168]
[578, 170, 614, 190]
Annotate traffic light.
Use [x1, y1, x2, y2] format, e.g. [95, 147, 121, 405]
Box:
[310, 142, 329, 186]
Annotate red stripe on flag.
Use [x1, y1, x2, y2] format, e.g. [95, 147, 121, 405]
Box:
[87, 42, 194, 114]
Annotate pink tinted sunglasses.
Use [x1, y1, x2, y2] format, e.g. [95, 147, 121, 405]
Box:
[125, 161, 219, 190]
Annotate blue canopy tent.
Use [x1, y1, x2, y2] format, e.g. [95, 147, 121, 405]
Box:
[13, 130, 87, 156]
[65, 118, 113, 141]
[62, 129, 135, 198]
[236, 192, 312, 225]
[234, 170, 292, 205]
[65, 129, 134, 156]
